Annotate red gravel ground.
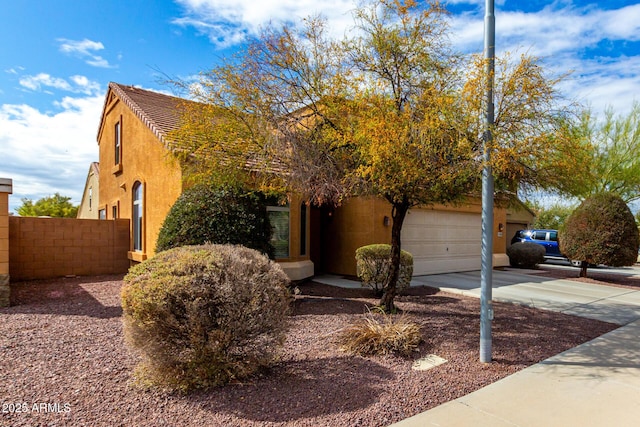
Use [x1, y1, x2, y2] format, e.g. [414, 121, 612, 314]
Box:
[537, 264, 640, 290]
[0, 274, 617, 427]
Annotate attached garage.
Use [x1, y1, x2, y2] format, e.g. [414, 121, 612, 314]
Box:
[313, 196, 508, 277]
[402, 209, 482, 275]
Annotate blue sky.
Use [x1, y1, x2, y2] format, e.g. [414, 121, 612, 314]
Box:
[1, 0, 639, 213]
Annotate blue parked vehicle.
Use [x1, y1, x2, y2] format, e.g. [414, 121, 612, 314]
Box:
[511, 229, 565, 261]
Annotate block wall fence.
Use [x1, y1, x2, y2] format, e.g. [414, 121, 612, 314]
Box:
[9, 217, 131, 283]
[0, 178, 132, 307]
[0, 179, 11, 306]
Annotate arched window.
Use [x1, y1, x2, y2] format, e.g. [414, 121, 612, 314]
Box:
[132, 182, 143, 252]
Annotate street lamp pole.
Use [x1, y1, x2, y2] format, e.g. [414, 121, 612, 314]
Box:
[480, 0, 495, 363]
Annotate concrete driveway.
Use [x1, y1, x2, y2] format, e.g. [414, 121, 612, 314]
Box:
[410, 268, 640, 325]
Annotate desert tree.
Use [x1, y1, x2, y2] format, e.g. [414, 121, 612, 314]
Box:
[169, 0, 585, 312]
[528, 201, 576, 230]
[16, 193, 78, 218]
[571, 103, 640, 203]
[459, 52, 591, 199]
[171, 0, 476, 312]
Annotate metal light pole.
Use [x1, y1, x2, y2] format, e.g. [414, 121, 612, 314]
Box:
[480, 0, 495, 363]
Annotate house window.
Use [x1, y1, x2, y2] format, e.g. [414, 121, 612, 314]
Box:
[132, 182, 143, 252]
[114, 120, 122, 165]
[300, 203, 307, 256]
[98, 209, 106, 220]
[268, 205, 289, 259]
[112, 205, 118, 219]
[88, 187, 93, 210]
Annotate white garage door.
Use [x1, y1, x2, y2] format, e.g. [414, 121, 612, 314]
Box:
[402, 209, 481, 275]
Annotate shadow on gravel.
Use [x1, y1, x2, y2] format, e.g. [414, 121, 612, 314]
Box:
[193, 356, 395, 423]
[292, 282, 448, 316]
[292, 297, 374, 315]
[7, 276, 123, 319]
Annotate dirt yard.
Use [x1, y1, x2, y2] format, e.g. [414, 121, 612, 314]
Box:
[0, 274, 617, 427]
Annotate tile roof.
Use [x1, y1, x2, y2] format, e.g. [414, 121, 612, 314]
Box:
[102, 82, 193, 144]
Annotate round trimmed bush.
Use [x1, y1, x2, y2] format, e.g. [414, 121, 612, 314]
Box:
[355, 244, 413, 296]
[507, 242, 545, 268]
[155, 184, 275, 258]
[560, 192, 639, 276]
[121, 244, 291, 392]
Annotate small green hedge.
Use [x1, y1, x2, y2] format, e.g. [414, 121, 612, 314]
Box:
[121, 244, 291, 392]
[507, 242, 545, 269]
[155, 183, 275, 258]
[355, 244, 413, 295]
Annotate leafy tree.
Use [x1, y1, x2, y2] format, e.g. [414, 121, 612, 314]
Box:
[560, 193, 639, 277]
[529, 202, 576, 230]
[170, 0, 582, 312]
[460, 53, 590, 196]
[572, 103, 640, 203]
[16, 193, 78, 218]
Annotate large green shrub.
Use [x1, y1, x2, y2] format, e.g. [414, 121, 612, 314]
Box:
[560, 192, 639, 277]
[121, 244, 291, 392]
[506, 242, 545, 269]
[355, 244, 413, 295]
[155, 184, 275, 258]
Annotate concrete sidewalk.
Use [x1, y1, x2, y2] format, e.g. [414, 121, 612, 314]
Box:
[391, 319, 640, 427]
[315, 270, 640, 426]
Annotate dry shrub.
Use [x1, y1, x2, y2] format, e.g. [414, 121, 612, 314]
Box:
[121, 244, 291, 392]
[337, 312, 422, 357]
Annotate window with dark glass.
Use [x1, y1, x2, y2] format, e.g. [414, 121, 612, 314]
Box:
[132, 182, 143, 252]
[114, 121, 121, 165]
[267, 205, 289, 259]
[300, 203, 307, 256]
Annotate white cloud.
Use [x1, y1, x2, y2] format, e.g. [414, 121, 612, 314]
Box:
[58, 38, 105, 55]
[19, 73, 72, 92]
[5, 67, 25, 75]
[86, 56, 111, 68]
[173, 0, 356, 47]
[450, 3, 640, 56]
[19, 73, 101, 96]
[0, 92, 104, 213]
[57, 38, 115, 68]
[447, 3, 640, 115]
[561, 55, 640, 115]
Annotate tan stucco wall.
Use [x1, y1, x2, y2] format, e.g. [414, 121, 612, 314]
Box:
[9, 217, 130, 281]
[322, 197, 392, 275]
[98, 93, 183, 260]
[323, 196, 509, 277]
[96, 89, 312, 279]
